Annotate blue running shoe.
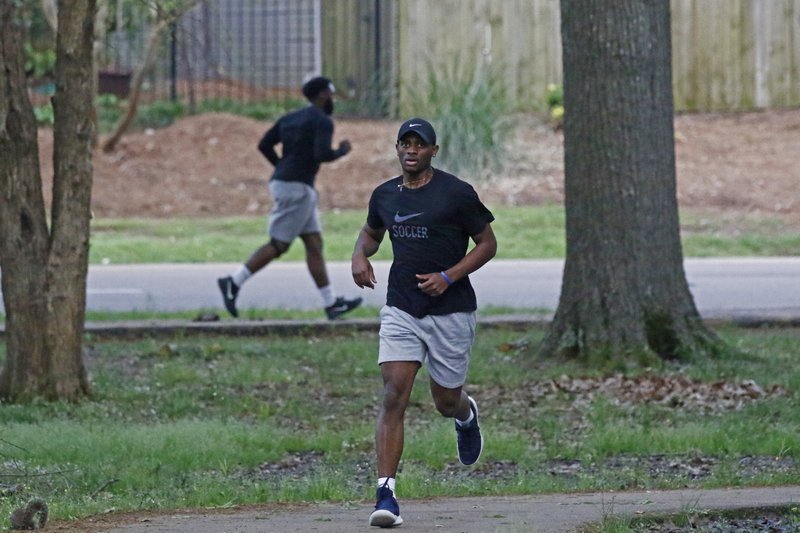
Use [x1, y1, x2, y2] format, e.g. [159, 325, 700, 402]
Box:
[369, 482, 403, 528]
[456, 396, 483, 466]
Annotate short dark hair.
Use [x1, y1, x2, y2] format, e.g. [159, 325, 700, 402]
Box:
[302, 76, 333, 100]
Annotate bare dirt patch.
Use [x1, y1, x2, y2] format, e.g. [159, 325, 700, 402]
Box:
[36, 108, 800, 224]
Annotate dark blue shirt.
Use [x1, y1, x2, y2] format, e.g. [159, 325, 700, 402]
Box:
[366, 169, 494, 318]
[258, 105, 347, 187]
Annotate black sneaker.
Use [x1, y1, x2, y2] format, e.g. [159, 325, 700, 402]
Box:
[217, 276, 239, 318]
[325, 296, 362, 320]
[455, 396, 483, 466]
[369, 481, 403, 528]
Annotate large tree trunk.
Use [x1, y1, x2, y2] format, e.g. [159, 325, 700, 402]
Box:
[540, 0, 720, 363]
[0, 0, 95, 401]
[0, 0, 52, 398]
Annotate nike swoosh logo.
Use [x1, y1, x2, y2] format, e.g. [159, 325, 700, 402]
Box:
[330, 304, 348, 312]
[394, 212, 424, 223]
[409, 123, 422, 127]
[226, 285, 235, 300]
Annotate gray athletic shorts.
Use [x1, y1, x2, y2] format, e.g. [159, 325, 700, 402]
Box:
[378, 305, 477, 389]
[268, 180, 321, 243]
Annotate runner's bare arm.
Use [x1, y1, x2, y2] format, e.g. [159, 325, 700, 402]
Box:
[352, 224, 386, 289]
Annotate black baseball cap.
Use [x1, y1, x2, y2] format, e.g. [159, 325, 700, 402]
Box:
[397, 118, 436, 145]
[302, 76, 334, 100]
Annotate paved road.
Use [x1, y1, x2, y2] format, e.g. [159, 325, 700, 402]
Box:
[2, 257, 799, 318]
[63, 257, 800, 319]
[99, 486, 800, 532]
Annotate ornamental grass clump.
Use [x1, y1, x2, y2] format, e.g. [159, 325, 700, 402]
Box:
[405, 57, 514, 180]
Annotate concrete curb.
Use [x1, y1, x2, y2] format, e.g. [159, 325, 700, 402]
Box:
[77, 314, 800, 339]
[3, 313, 800, 339]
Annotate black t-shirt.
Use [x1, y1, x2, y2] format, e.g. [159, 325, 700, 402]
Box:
[257, 105, 347, 187]
[366, 169, 494, 318]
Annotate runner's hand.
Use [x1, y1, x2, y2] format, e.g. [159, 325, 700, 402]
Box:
[352, 255, 376, 289]
[416, 273, 449, 297]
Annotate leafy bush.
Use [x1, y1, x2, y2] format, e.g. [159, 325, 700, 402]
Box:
[546, 83, 564, 129]
[96, 94, 123, 132]
[196, 98, 301, 121]
[93, 97, 300, 134]
[24, 43, 55, 80]
[133, 100, 185, 129]
[546, 83, 563, 108]
[33, 102, 54, 125]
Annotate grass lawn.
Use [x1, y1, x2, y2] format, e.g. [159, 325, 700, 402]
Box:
[87, 205, 800, 265]
[0, 326, 798, 522]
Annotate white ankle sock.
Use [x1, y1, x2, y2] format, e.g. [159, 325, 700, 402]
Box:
[231, 265, 251, 287]
[378, 477, 396, 497]
[319, 285, 336, 307]
[456, 409, 475, 427]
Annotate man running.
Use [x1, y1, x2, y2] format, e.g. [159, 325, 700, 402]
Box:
[218, 76, 361, 320]
[352, 118, 497, 527]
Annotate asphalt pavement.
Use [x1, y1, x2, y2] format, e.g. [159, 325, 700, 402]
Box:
[60, 257, 800, 319]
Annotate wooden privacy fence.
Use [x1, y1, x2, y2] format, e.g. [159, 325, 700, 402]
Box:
[322, 0, 800, 113]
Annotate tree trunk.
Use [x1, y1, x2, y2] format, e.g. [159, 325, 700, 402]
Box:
[0, 0, 52, 398]
[0, 0, 95, 401]
[540, 0, 720, 363]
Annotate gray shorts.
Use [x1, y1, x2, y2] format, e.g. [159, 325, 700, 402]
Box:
[378, 305, 477, 389]
[268, 180, 321, 242]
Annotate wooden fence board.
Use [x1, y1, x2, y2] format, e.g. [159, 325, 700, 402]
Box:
[322, 0, 800, 112]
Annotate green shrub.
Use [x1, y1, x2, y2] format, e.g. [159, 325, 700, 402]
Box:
[546, 83, 563, 108]
[546, 83, 564, 128]
[33, 102, 54, 125]
[96, 94, 123, 132]
[24, 43, 56, 80]
[133, 100, 185, 129]
[195, 98, 301, 121]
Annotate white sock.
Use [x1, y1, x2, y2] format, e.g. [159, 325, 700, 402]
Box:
[319, 285, 336, 307]
[231, 265, 252, 287]
[456, 409, 475, 427]
[378, 477, 396, 497]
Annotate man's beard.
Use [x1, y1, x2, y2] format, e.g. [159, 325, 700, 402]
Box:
[323, 98, 334, 115]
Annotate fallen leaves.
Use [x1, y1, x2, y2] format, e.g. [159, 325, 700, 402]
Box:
[513, 373, 787, 414]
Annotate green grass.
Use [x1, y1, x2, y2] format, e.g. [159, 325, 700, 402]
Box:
[0, 326, 799, 524]
[87, 205, 799, 264]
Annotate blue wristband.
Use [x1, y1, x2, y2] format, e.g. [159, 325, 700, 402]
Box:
[440, 271, 453, 285]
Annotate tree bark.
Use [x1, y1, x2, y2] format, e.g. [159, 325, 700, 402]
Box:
[0, 0, 52, 398]
[540, 0, 720, 363]
[0, 0, 95, 401]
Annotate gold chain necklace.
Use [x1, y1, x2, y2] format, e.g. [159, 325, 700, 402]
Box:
[401, 168, 433, 190]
